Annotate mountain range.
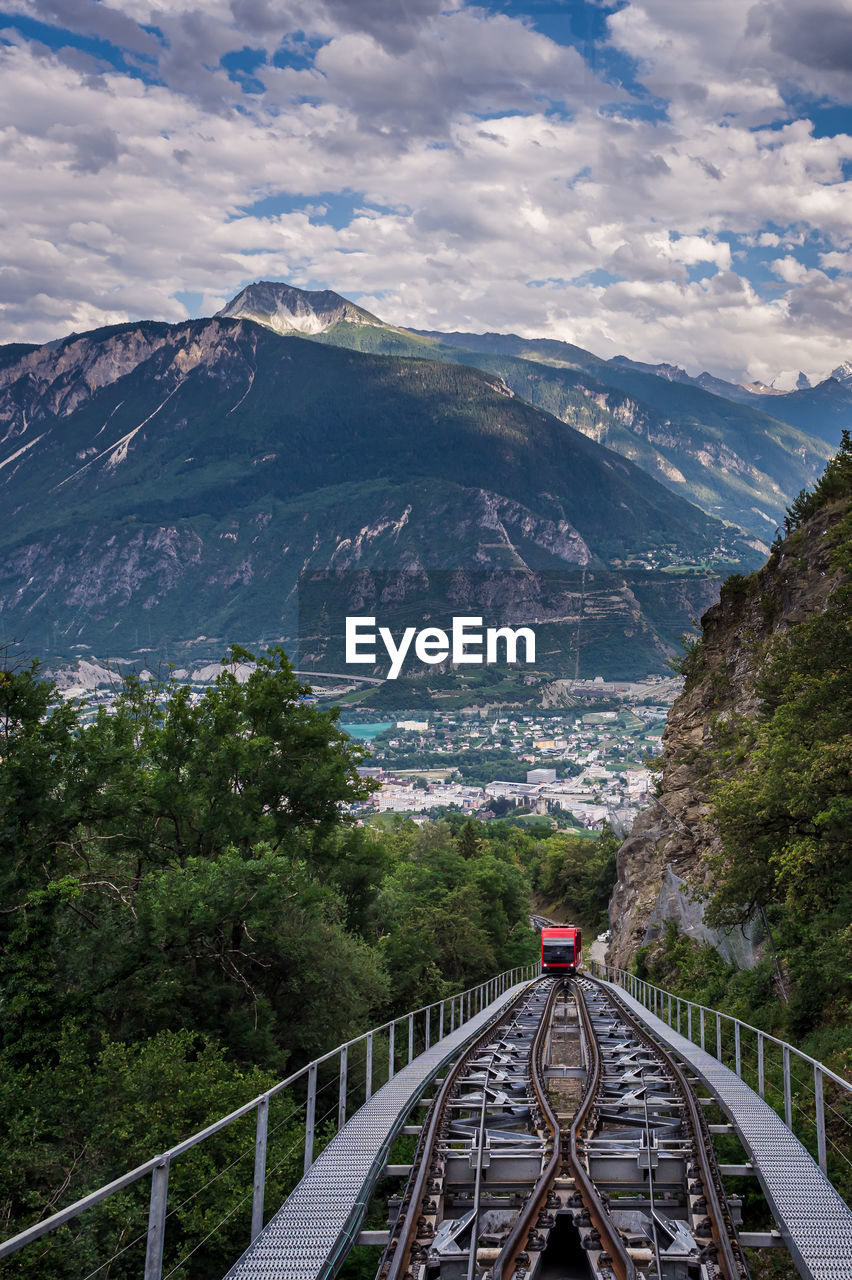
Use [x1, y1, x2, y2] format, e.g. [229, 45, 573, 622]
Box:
[607, 352, 852, 448]
[1, 280, 838, 681]
[220, 283, 835, 540]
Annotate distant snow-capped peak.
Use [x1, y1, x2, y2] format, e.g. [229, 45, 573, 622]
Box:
[829, 360, 852, 385]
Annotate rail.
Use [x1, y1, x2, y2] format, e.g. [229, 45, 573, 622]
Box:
[386, 973, 749, 1278]
[567, 983, 638, 1280]
[381, 979, 547, 1280]
[587, 975, 746, 1279]
[491, 980, 565, 1280]
[0, 962, 540, 1279]
[588, 960, 852, 1186]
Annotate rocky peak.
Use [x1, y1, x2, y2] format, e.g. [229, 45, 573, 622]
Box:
[829, 359, 852, 385]
[216, 280, 383, 335]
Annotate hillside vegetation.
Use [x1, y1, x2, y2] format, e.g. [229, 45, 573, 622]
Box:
[629, 436, 852, 1205]
[0, 647, 598, 1277]
[310, 319, 831, 539]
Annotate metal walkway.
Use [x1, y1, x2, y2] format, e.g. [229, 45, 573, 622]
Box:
[600, 979, 852, 1280]
[224, 980, 533, 1280]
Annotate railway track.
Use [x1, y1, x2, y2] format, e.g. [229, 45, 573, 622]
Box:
[378, 975, 749, 1280]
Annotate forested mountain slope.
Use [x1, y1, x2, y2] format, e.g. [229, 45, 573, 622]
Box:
[0, 315, 753, 672]
[216, 282, 831, 541]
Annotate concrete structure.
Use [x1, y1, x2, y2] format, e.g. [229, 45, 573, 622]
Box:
[526, 767, 557, 784]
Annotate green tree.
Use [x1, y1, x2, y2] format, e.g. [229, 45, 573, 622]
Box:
[457, 818, 481, 859]
[531, 826, 619, 931]
[0, 647, 545, 1278]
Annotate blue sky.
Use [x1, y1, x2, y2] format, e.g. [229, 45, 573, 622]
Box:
[1, 0, 851, 384]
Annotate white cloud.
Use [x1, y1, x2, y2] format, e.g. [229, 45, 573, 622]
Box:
[0, 0, 851, 386]
[607, 0, 852, 123]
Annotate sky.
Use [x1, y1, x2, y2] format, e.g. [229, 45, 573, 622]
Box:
[1, 0, 852, 386]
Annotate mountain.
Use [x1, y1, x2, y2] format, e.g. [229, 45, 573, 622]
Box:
[409, 328, 610, 373]
[212, 285, 831, 540]
[608, 352, 852, 450]
[0, 315, 757, 677]
[605, 440, 852, 1062]
[410, 333, 831, 539]
[216, 280, 385, 335]
[736, 377, 852, 447]
[608, 470, 848, 971]
[610, 354, 785, 401]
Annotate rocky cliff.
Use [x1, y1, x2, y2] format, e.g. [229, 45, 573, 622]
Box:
[607, 495, 849, 971]
[217, 281, 383, 335]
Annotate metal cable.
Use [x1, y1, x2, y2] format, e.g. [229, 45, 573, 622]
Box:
[165, 1120, 321, 1280]
[71, 1104, 311, 1280]
[165, 1087, 345, 1277]
[312, 1098, 345, 1134]
[165, 1133, 257, 1221]
[266, 1097, 308, 1139]
[265, 1128, 320, 1179]
[821, 1096, 852, 1131]
[165, 1089, 323, 1224]
[785, 1064, 852, 1140]
[80, 1225, 149, 1280]
[824, 1131, 852, 1172]
[161, 1184, 255, 1280]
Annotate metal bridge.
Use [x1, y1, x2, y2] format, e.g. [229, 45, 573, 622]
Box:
[3, 963, 852, 1280]
[592, 964, 852, 1280]
[223, 977, 533, 1280]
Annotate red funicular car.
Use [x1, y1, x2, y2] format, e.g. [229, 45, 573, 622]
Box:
[541, 926, 581, 976]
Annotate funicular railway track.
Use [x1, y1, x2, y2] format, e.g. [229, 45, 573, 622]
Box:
[379, 976, 749, 1280]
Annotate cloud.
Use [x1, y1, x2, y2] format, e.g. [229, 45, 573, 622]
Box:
[749, 0, 852, 83]
[49, 123, 124, 172]
[29, 0, 161, 55]
[260, 9, 618, 142]
[318, 0, 460, 53]
[0, 0, 851, 390]
[606, 0, 852, 146]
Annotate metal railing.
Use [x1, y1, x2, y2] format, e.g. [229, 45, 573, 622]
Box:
[588, 960, 852, 1186]
[0, 963, 539, 1278]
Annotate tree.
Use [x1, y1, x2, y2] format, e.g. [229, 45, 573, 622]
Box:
[0, 648, 380, 1067]
[708, 583, 852, 924]
[0, 655, 81, 900]
[0, 646, 546, 1277]
[531, 826, 619, 931]
[457, 818, 481, 859]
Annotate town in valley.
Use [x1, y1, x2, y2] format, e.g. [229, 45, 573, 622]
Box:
[331, 673, 679, 833]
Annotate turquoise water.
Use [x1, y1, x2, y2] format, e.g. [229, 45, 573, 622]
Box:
[341, 722, 394, 740]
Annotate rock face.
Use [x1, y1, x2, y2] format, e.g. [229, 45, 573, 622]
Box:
[0, 319, 252, 447]
[607, 501, 847, 971]
[217, 281, 382, 335]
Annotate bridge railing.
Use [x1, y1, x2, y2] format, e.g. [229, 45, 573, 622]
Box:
[0, 962, 539, 1280]
[587, 959, 852, 1194]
